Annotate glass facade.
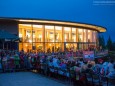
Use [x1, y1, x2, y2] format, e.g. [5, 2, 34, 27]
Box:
[19, 24, 97, 52]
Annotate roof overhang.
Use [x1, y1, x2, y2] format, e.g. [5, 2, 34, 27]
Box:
[0, 17, 106, 32]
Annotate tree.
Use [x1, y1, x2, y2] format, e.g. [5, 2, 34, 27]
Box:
[101, 35, 105, 49]
[99, 35, 102, 47]
[107, 36, 112, 51]
[98, 35, 105, 50]
[112, 42, 115, 51]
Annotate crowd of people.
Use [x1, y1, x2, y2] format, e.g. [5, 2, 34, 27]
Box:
[0, 49, 115, 85]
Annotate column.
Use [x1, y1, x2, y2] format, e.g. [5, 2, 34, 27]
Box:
[54, 26, 56, 52]
[86, 30, 88, 49]
[76, 28, 78, 50]
[62, 27, 64, 51]
[83, 29, 84, 49]
[42, 25, 45, 52]
[70, 27, 72, 42]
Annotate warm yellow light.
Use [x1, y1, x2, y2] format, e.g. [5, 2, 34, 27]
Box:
[26, 44, 28, 47]
[19, 24, 31, 27]
[84, 30, 86, 32]
[29, 40, 32, 43]
[19, 34, 22, 38]
[27, 34, 30, 38]
[33, 35, 35, 38]
[39, 35, 42, 38]
[52, 40, 54, 42]
[49, 44, 51, 46]
[64, 27, 71, 31]
[33, 25, 43, 28]
[45, 25, 54, 29]
[73, 37, 76, 42]
[78, 29, 83, 32]
[88, 30, 90, 32]
[18, 19, 106, 32]
[55, 26, 62, 30]
[72, 28, 76, 31]
[80, 35, 82, 39]
[50, 35, 53, 38]
[88, 36, 90, 39]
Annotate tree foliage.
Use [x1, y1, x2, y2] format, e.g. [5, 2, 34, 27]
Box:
[99, 35, 105, 49]
[107, 36, 112, 51]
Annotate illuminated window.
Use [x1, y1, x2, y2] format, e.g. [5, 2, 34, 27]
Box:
[45, 25, 54, 42]
[64, 27, 71, 42]
[78, 29, 83, 42]
[72, 28, 76, 42]
[55, 26, 62, 42]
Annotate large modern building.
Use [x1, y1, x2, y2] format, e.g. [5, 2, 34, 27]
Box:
[0, 18, 106, 52]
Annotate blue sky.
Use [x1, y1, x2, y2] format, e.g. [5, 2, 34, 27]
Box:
[0, 0, 115, 42]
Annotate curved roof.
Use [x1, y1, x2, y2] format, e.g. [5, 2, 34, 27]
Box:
[0, 17, 106, 32]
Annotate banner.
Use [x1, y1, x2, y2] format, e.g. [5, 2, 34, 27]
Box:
[83, 51, 94, 61]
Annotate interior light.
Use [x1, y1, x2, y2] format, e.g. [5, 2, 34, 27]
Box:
[88, 30, 90, 32]
[78, 29, 82, 32]
[19, 24, 31, 27]
[72, 28, 76, 31]
[39, 35, 42, 38]
[55, 26, 62, 30]
[49, 44, 51, 46]
[29, 40, 32, 43]
[33, 25, 43, 28]
[88, 36, 90, 39]
[64, 27, 71, 31]
[45, 25, 54, 29]
[27, 34, 30, 38]
[18, 19, 106, 32]
[19, 34, 22, 38]
[84, 30, 86, 32]
[33, 35, 35, 38]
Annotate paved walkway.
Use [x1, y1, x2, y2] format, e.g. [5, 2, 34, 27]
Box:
[0, 72, 66, 86]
